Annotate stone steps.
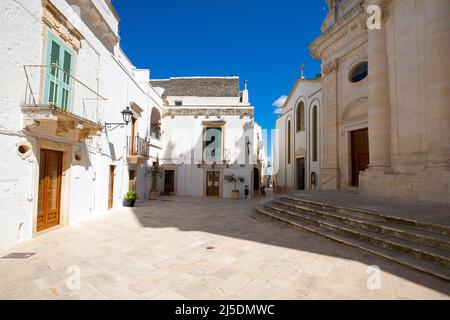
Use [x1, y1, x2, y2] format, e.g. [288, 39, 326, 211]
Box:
[284, 196, 450, 236]
[276, 199, 450, 252]
[254, 198, 450, 282]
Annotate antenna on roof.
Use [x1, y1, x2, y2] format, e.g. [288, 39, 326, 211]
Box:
[300, 64, 305, 79]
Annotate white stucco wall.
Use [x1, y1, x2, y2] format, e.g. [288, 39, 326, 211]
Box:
[0, 0, 163, 248]
[160, 112, 256, 198]
[158, 80, 256, 199]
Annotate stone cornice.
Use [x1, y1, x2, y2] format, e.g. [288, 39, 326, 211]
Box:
[310, 4, 366, 59]
[363, 0, 391, 21]
[42, 0, 84, 52]
[163, 107, 254, 119]
[66, 0, 119, 49]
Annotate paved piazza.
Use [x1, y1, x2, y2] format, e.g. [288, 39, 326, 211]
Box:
[0, 194, 449, 300]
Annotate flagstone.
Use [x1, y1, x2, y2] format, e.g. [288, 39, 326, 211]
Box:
[0, 195, 448, 299]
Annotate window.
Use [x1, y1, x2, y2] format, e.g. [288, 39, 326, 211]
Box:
[312, 106, 318, 162]
[296, 102, 305, 132]
[349, 61, 368, 83]
[204, 127, 223, 162]
[287, 120, 291, 164]
[175, 100, 183, 106]
[44, 32, 74, 111]
[150, 107, 161, 140]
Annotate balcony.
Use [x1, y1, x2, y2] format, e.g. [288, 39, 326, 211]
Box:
[127, 136, 149, 165]
[22, 65, 105, 142]
[204, 147, 231, 165]
[65, 0, 119, 49]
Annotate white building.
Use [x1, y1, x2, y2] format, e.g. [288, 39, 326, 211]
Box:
[253, 122, 268, 192]
[151, 77, 264, 199]
[0, 0, 163, 248]
[273, 78, 322, 193]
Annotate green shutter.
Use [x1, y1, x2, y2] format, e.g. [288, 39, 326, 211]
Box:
[44, 32, 75, 111]
[205, 128, 222, 161]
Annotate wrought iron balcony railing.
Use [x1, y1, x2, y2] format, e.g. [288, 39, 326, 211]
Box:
[23, 64, 106, 124]
[204, 147, 231, 164]
[128, 136, 149, 158]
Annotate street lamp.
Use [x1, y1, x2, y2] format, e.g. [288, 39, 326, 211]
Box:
[105, 107, 133, 132]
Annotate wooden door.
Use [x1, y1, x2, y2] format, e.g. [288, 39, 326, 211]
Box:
[108, 165, 115, 209]
[206, 171, 220, 196]
[130, 117, 137, 153]
[297, 158, 305, 190]
[164, 170, 175, 194]
[37, 149, 63, 232]
[253, 168, 260, 191]
[351, 128, 370, 187]
[128, 169, 136, 192]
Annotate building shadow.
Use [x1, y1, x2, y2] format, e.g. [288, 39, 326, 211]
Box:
[128, 192, 450, 296]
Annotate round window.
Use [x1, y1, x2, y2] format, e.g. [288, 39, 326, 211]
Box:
[349, 61, 368, 83]
[16, 143, 32, 159]
[18, 145, 30, 155]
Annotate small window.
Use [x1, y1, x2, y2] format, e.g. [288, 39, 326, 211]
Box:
[349, 61, 368, 83]
[296, 102, 305, 132]
[287, 120, 291, 164]
[175, 100, 183, 106]
[312, 106, 318, 162]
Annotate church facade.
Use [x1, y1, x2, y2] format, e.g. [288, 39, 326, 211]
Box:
[309, 0, 450, 203]
[273, 78, 322, 193]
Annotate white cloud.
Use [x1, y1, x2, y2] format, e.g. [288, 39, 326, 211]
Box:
[272, 95, 288, 114]
[274, 108, 284, 115]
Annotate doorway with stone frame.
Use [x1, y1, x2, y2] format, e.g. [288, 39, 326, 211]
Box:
[37, 149, 63, 232]
[206, 171, 220, 197]
[350, 128, 369, 187]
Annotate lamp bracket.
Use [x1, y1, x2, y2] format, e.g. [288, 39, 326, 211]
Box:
[104, 122, 127, 132]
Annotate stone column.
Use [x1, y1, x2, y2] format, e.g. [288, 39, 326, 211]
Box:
[366, 0, 391, 171]
[424, 0, 450, 168]
[320, 59, 340, 189]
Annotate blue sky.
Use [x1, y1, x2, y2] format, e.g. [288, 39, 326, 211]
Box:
[112, 0, 328, 157]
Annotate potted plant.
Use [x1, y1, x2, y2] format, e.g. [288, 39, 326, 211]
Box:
[123, 191, 137, 207]
[148, 158, 163, 200]
[224, 174, 245, 199]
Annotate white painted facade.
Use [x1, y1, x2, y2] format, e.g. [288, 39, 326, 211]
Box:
[0, 0, 163, 248]
[273, 79, 322, 193]
[152, 77, 264, 199]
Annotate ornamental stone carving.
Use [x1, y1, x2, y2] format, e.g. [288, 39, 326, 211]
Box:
[323, 60, 339, 75]
[42, 0, 83, 52]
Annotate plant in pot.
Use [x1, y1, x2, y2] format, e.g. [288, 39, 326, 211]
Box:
[148, 158, 163, 200]
[123, 191, 137, 207]
[224, 174, 245, 199]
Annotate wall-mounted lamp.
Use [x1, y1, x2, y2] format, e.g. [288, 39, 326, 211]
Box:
[105, 107, 133, 132]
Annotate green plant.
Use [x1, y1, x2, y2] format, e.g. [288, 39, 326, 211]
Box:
[124, 191, 137, 201]
[224, 174, 246, 191]
[148, 158, 164, 190]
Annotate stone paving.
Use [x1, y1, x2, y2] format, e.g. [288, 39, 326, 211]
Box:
[0, 193, 449, 300]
